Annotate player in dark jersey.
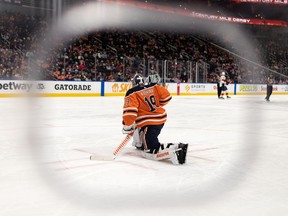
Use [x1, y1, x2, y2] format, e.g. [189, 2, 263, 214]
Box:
[217, 73, 222, 99]
[265, 76, 273, 102]
[122, 74, 188, 165]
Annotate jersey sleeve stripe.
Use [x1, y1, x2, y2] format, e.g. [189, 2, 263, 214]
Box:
[136, 112, 167, 120]
[136, 118, 167, 127]
[123, 110, 137, 115]
[159, 96, 172, 103]
[123, 113, 138, 117]
[123, 107, 138, 112]
[136, 113, 167, 123]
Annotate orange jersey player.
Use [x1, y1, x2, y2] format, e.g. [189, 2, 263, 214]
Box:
[123, 79, 171, 129]
[122, 74, 188, 165]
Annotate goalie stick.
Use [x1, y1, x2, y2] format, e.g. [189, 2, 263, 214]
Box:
[90, 132, 134, 161]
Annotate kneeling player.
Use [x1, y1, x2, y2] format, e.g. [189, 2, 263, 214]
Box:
[122, 74, 188, 165]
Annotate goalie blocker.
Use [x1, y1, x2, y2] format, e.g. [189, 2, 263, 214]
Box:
[140, 143, 188, 165]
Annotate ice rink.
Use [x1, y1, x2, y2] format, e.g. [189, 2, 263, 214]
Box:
[1, 95, 288, 216]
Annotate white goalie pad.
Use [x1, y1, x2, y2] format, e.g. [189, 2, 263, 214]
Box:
[140, 149, 180, 165]
[140, 143, 185, 165]
[140, 143, 188, 165]
[132, 128, 142, 148]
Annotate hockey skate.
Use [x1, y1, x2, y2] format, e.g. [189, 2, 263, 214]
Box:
[226, 96, 231, 99]
[175, 143, 188, 164]
[218, 97, 224, 99]
[136, 145, 144, 150]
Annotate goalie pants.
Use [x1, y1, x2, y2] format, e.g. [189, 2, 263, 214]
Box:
[141, 124, 164, 153]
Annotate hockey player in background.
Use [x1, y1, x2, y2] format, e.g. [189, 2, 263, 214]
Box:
[219, 72, 231, 99]
[217, 73, 222, 99]
[265, 76, 273, 102]
[122, 74, 188, 165]
[146, 67, 161, 85]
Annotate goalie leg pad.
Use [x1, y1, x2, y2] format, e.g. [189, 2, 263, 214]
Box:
[140, 149, 180, 165]
[132, 128, 143, 148]
[140, 143, 188, 165]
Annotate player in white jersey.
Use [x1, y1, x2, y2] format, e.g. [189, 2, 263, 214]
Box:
[219, 72, 231, 99]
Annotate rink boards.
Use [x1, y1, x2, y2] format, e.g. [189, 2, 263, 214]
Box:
[0, 80, 288, 97]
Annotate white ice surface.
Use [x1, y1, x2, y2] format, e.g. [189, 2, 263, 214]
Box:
[0, 95, 288, 216]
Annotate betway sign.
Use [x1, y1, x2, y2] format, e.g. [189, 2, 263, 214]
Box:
[0, 81, 33, 92]
[0, 81, 101, 95]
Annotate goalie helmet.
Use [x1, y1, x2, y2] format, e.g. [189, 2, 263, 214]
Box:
[132, 74, 144, 87]
[222, 72, 225, 76]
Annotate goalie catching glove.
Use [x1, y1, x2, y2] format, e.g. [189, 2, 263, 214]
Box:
[122, 122, 136, 134]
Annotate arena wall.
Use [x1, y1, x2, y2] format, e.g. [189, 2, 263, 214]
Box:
[0, 80, 288, 97]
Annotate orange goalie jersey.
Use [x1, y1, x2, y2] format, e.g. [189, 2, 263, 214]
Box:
[123, 84, 172, 128]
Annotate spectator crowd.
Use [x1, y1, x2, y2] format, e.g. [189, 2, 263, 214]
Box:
[0, 9, 287, 84]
